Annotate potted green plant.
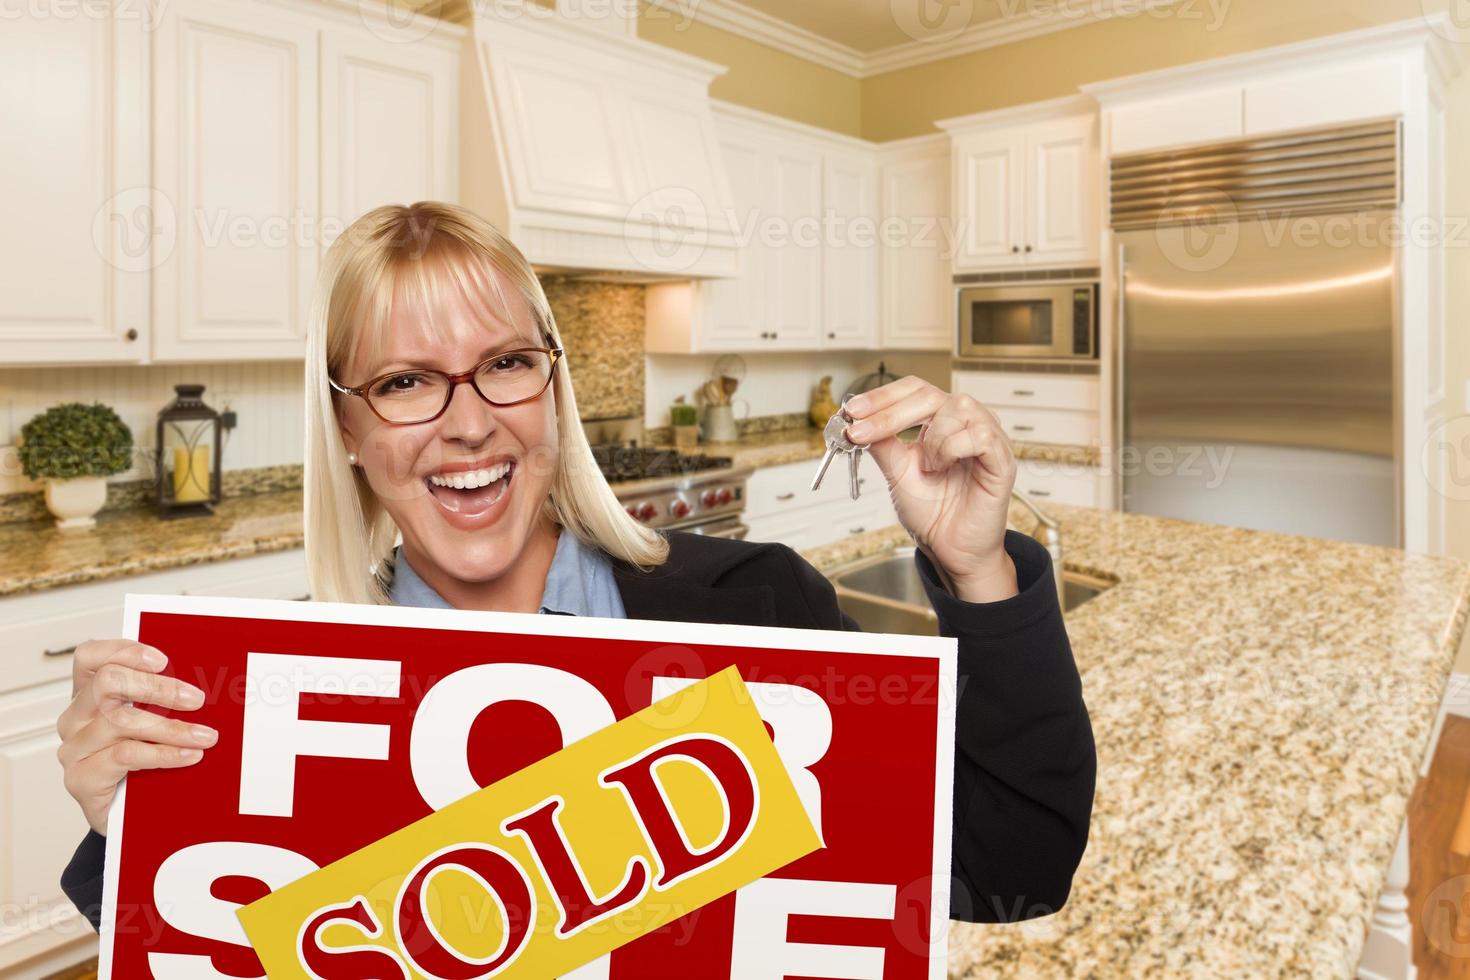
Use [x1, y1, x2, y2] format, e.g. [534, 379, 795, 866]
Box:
[18, 402, 134, 529]
[670, 399, 699, 450]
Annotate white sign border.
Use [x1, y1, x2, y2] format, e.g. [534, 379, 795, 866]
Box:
[99, 591, 958, 979]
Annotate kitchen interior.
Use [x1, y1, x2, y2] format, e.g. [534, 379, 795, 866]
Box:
[6, 0, 1470, 977]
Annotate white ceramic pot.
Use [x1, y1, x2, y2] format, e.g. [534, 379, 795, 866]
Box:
[44, 475, 108, 530]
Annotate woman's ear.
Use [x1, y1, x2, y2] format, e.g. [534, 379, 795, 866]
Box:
[335, 402, 361, 462]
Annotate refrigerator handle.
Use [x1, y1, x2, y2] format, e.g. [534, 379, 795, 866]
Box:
[1114, 241, 1127, 511]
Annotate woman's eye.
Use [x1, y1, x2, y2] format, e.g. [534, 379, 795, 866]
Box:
[374, 374, 422, 396]
[490, 355, 531, 373]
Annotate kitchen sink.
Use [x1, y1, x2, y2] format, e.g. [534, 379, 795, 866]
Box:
[828, 546, 1113, 636]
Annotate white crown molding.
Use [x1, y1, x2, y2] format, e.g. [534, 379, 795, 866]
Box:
[935, 92, 1097, 133]
[684, 0, 1183, 79]
[710, 98, 876, 151]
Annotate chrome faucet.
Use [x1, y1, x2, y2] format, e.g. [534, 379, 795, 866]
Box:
[1011, 489, 1065, 609]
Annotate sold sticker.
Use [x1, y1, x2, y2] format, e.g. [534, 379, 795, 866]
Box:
[236, 667, 818, 977]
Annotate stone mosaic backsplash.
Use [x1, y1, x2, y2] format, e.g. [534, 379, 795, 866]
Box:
[541, 276, 645, 421]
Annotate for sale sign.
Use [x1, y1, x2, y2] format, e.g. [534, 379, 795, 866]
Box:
[100, 592, 957, 978]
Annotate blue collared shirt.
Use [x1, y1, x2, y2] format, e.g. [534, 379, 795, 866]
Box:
[388, 529, 628, 618]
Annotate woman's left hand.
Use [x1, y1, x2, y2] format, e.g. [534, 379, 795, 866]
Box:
[843, 377, 1019, 603]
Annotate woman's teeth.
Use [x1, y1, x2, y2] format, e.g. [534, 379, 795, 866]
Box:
[427, 461, 512, 490]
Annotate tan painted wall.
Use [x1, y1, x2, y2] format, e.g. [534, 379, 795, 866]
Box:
[636, 2, 861, 136]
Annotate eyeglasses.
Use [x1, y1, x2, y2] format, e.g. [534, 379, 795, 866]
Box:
[329, 347, 565, 425]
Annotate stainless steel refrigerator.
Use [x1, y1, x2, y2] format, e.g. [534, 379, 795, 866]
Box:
[1112, 121, 1399, 547]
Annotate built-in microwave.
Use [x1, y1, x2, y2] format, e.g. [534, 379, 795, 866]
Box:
[956, 278, 1097, 360]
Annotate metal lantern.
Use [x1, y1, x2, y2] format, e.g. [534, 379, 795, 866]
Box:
[155, 384, 222, 518]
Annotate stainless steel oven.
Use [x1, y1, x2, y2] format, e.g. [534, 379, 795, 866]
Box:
[957, 278, 1097, 360]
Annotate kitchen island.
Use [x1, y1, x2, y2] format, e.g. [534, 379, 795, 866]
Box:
[803, 504, 1470, 978]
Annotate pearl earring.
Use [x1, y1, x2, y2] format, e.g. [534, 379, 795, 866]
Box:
[347, 452, 358, 465]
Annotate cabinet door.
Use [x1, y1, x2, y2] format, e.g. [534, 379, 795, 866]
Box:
[765, 145, 825, 349]
[0, 682, 94, 972]
[152, 0, 319, 361]
[320, 29, 458, 237]
[880, 149, 952, 350]
[697, 131, 771, 351]
[952, 129, 1024, 271]
[0, 9, 148, 364]
[822, 154, 879, 349]
[1025, 116, 1099, 266]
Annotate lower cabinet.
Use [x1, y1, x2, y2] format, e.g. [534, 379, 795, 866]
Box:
[744, 456, 897, 551]
[1013, 457, 1101, 508]
[0, 548, 307, 977]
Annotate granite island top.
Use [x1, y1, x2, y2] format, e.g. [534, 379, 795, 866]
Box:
[803, 506, 1470, 978]
[5, 464, 1469, 976]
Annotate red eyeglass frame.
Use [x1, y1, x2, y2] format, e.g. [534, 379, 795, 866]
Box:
[327, 346, 565, 425]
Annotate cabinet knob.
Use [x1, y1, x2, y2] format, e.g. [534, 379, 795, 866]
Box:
[771, 331, 778, 340]
[1011, 245, 1020, 254]
[776, 492, 795, 501]
[124, 328, 138, 342]
[1012, 424, 1035, 432]
[849, 526, 865, 535]
[827, 332, 835, 339]
[1012, 389, 1034, 396]
[1025, 245, 1033, 253]
[1027, 488, 1052, 498]
[759, 331, 769, 339]
[44, 644, 78, 657]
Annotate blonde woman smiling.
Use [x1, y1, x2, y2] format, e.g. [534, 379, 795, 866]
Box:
[58, 202, 1095, 927]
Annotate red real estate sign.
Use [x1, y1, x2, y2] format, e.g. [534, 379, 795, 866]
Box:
[99, 593, 956, 978]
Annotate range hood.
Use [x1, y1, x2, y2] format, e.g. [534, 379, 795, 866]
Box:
[460, 8, 742, 281]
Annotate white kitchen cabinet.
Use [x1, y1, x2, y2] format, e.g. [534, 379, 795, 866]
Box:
[1105, 87, 1243, 156]
[0, 548, 307, 977]
[645, 104, 880, 354]
[822, 152, 880, 349]
[1014, 457, 1101, 508]
[320, 26, 459, 236]
[0, 4, 149, 364]
[953, 368, 1101, 449]
[879, 137, 952, 351]
[745, 456, 895, 551]
[151, 0, 322, 362]
[941, 97, 1100, 273]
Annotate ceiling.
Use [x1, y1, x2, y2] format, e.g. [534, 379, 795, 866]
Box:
[727, 0, 1017, 54]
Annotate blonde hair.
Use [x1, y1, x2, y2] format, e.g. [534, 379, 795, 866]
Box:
[304, 202, 668, 605]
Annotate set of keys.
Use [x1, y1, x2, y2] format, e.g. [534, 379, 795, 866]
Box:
[810, 398, 864, 500]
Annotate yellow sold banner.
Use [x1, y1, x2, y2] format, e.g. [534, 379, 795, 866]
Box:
[237, 666, 820, 978]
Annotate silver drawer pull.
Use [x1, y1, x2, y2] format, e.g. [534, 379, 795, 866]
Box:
[44, 644, 78, 657]
[1026, 488, 1052, 498]
[849, 526, 866, 534]
[776, 492, 796, 501]
[1011, 424, 1035, 432]
[1012, 389, 1035, 396]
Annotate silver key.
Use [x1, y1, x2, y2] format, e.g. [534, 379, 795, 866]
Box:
[811, 404, 862, 500]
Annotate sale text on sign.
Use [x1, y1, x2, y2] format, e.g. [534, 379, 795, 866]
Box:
[99, 592, 956, 978]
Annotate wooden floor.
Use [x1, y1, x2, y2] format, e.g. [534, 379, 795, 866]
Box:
[41, 715, 1470, 979]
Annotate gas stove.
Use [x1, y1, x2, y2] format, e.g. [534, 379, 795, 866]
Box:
[590, 443, 752, 538]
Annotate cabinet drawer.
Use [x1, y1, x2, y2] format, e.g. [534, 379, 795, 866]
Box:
[952, 370, 1098, 411]
[993, 406, 1098, 446]
[745, 453, 884, 521]
[1014, 458, 1099, 508]
[0, 549, 307, 697]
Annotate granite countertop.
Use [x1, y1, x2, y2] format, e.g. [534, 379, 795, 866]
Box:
[655, 426, 1101, 470]
[0, 490, 308, 598]
[804, 506, 1470, 978]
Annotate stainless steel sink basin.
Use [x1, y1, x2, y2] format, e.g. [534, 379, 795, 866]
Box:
[829, 547, 1112, 636]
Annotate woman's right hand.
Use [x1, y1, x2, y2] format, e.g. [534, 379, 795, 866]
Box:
[56, 639, 217, 835]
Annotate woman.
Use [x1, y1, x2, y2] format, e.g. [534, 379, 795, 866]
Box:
[58, 202, 1095, 931]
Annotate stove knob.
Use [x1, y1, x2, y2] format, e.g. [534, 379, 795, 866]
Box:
[670, 499, 691, 519]
[701, 489, 719, 507]
[717, 487, 733, 505]
[637, 501, 657, 522]
[625, 505, 638, 518]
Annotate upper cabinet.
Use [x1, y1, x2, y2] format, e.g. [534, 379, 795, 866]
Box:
[940, 97, 1101, 273]
[0, 5, 149, 364]
[645, 104, 879, 354]
[1, 0, 461, 365]
[151, 0, 322, 362]
[878, 137, 951, 351]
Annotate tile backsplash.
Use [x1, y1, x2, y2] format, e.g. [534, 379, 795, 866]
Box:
[541, 276, 645, 420]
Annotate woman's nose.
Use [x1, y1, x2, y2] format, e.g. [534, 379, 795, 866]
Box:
[436, 379, 498, 445]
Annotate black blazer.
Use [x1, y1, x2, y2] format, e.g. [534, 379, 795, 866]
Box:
[62, 528, 1095, 928]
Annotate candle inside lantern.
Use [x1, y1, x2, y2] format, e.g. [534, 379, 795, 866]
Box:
[173, 445, 211, 503]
